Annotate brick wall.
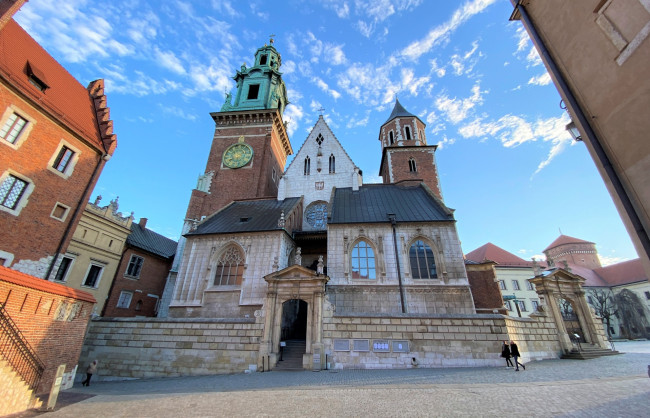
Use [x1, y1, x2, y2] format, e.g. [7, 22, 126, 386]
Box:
[103, 247, 172, 318]
[466, 262, 507, 314]
[79, 317, 263, 379]
[0, 266, 95, 394]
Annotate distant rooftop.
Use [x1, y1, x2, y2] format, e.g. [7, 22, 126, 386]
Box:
[128, 223, 177, 259]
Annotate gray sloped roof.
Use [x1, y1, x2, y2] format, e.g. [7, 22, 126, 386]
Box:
[329, 183, 454, 224]
[188, 197, 302, 235]
[127, 223, 178, 259]
[384, 99, 422, 124]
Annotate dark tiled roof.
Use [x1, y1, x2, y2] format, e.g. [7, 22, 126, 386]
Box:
[384, 99, 420, 124]
[0, 20, 104, 150]
[188, 197, 302, 235]
[465, 243, 533, 267]
[329, 184, 454, 224]
[127, 223, 177, 259]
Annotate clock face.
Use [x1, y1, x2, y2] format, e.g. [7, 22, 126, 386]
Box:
[305, 202, 328, 229]
[223, 143, 253, 168]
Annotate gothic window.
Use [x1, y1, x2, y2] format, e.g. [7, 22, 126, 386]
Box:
[316, 134, 324, 146]
[329, 154, 335, 174]
[409, 240, 436, 279]
[408, 158, 417, 172]
[304, 156, 311, 175]
[389, 131, 394, 145]
[214, 245, 245, 286]
[405, 126, 412, 140]
[351, 240, 376, 279]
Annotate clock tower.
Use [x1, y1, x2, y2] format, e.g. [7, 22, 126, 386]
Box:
[185, 40, 292, 225]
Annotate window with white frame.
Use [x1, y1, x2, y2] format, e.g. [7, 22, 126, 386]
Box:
[498, 280, 506, 290]
[526, 280, 534, 291]
[48, 140, 80, 178]
[0, 112, 27, 144]
[505, 301, 512, 311]
[53, 256, 74, 282]
[351, 240, 376, 279]
[518, 300, 527, 312]
[409, 240, 437, 279]
[0, 174, 28, 210]
[512, 280, 520, 290]
[531, 300, 539, 311]
[116, 291, 133, 308]
[214, 245, 245, 286]
[126, 255, 144, 278]
[52, 146, 75, 173]
[82, 264, 104, 288]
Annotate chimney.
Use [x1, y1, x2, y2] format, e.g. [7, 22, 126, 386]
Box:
[139, 218, 148, 228]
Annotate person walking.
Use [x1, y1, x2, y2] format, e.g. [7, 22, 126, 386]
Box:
[510, 341, 525, 371]
[501, 340, 514, 368]
[81, 360, 98, 386]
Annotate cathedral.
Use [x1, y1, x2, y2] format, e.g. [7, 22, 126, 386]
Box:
[163, 40, 478, 368]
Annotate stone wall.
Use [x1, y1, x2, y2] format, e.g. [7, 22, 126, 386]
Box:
[79, 317, 263, 380]
[503, 311, 563, 361]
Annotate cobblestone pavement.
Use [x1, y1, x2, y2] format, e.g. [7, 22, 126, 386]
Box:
[15, 341, 650, 417]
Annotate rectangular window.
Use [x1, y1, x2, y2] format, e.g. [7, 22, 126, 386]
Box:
[526, 280, 534, 291]
[512, 280, 520, 290]
[0, 175, 28, 210]
[53, 146, 75, 173]
[531, 300, 539, 311]
[518, 300, 527, 312]
[116, 291, 133, 309]
[247, 84, 260, 100]
[505, 301, 512, 311]
[498, 280, 506, 290]
[83, 264, 103, 288]
[0, 113, 27, 144]
[53, 256, 73, 282]
[126, 255, 144, 278]
[259, 54, 268, 65]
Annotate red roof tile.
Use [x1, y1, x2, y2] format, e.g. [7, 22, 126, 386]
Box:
[0, 266, 96, 303]
[0, 20, 104, 151]
[593, 259, 647, 287]
[544, 234, 594, 252]
[465, 243, 533, 267]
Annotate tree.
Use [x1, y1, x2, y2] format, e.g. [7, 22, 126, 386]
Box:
[587, 288, 618, 337]
[614, 289, 650, 339]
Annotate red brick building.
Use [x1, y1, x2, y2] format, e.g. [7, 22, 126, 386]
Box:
[0, 265, 95, 412]
[0, 4, 116, 279]
[103, 218, 177, 318]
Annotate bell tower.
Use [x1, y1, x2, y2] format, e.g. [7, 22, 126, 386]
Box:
[378, 99, 443, 200]
[185, 39, 293, 226]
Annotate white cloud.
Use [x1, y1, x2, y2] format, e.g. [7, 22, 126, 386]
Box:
[210, 0, 241, 17]
[430, 59, 447, 77]
[401, 0, 496, 61]
[283, 104, 305, 136]
[436, 135, 456, 149]
[160, 104, 197, 121]
[528, 72, 552, 86]
[282, 60, 297, 75]
[449, 41, 481, 76]
[313, 77, 341, 99]
[435, 83, 485, 124]
[515, 26, 529, 53]
[526, 46, 543, 67]
[346, 114, 370, 128]
[310, 100, 323, 113]
[155, 49, 186, 75]
[599, 255, 630, 266]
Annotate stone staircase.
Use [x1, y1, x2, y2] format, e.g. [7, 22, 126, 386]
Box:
[0, 358, 43, 415]
[274, 340, 306, 371]
[561, 344, 620, 360]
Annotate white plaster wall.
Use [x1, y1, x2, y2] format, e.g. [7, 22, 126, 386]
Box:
[494, 267, 540, 317]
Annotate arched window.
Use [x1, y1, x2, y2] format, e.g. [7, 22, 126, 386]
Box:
[389, 131, 394, 145]
[329, 154, 335, 174]
[214, 245, 245, 286]
[409, 240, 437, 279]
[409, 158, 417, 172]
[304, 156, 311, 175]
[405, 126, 412, 140]
[351, 240, 376, 279]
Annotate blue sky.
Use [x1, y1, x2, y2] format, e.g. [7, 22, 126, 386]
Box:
[14, 0, 639, 264]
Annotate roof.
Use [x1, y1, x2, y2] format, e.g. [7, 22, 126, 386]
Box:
[565, 264, 608, 287]
[329, 183, 454, 224]
[127, 223, 178, 259]
[465, 243, 532, 267]
[544, 234, 595, 252]
[188, 197, 302, 235]
[592, 259, 647, 287]
[0, 266, 96, 303]
[0, 20, 104, 151]
[384, 99, 421, 124]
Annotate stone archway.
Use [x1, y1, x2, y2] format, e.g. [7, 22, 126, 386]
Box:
[530, 268, 608, 353]
[258, 265, 329, 370]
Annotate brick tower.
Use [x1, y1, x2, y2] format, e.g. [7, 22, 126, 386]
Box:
[378, 99, 443, 199]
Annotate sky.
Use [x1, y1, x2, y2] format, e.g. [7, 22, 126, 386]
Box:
[14, 0, 639, 265]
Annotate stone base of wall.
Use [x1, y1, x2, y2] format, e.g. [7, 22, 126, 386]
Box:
[168, 290, 259, 319]
[79, 317, 263, 380]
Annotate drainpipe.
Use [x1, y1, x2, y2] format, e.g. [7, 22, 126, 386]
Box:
[388, 213, 406, 313]
[510, 0, 650, 262]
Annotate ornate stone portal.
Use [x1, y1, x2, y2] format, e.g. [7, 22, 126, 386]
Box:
[259, 265, 329, 370]
[530, 268, 608, 353]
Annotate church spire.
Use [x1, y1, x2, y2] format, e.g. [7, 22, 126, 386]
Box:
[220, 39, 288, 115]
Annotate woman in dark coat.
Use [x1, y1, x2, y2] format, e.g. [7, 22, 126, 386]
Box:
[510, 341, 526, 371]
[501, 340, 514, 367]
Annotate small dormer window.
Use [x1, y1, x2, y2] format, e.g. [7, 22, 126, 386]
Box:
[260, 54, 268, 65]
[240, 217, 250, 223]
[25, 62, 49, 92]
[247, 84, 260, 100]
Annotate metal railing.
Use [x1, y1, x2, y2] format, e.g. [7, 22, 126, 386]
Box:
[0, 302, 45, 391]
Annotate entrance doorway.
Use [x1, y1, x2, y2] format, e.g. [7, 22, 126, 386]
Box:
[281, 299, 307, 341]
